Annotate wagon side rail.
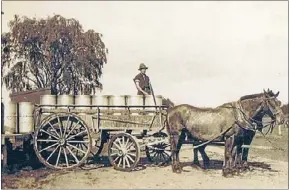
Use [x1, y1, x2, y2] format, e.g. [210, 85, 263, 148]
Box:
[34, 104, 169, 109]
[34, 104, 168, 132]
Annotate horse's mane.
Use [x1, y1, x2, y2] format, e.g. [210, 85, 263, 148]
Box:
[176, 92, 267, 110]
[239, 93, 263, 101]
[215, 93, 264, 109]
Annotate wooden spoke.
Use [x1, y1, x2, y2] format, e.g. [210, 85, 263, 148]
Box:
[67, 140, 90, 143]
[57, 116, 63, 138]
[67, 143, 87, 154]
[63, 147, 69, 167]
[65, 120, 80, 138]
[40, 129, 59, 140]
[39, 142, 58, 153]
[66, 131, 87, 141]
[63, 115, 70, 137]
[48, 122, 60, 138]
[37, 139, 58, 142]
[46, 145, 60, 161]
[55, 147, 62, 167]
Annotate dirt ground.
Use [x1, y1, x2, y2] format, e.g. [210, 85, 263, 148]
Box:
[2, 141, 288, 189]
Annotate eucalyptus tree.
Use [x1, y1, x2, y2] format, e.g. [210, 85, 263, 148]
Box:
[2, 14, 108, 95]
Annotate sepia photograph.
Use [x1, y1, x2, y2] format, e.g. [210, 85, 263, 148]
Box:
[1, 1, 288, 189]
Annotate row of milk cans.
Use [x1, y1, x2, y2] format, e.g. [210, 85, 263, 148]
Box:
[2, 95, 164, 135]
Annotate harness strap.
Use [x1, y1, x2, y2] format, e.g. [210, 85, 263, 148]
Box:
[259, 130, 286, 152]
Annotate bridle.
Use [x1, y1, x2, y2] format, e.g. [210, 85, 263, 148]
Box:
[235, 94, 281, 133]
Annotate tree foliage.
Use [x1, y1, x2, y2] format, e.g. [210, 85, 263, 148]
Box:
[281, 103, 288, 115]
[1, 14, 108, 95]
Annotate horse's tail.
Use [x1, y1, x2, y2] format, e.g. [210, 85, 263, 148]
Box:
[164, 107, 172, 135]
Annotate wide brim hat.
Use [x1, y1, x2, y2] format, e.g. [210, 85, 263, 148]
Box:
[138, 63, 148, 70]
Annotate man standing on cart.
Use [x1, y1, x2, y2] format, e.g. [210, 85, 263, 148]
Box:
[133, 63, 151, 95]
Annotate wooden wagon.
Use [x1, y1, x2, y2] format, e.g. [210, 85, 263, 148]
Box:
[33, 101, 171, 171]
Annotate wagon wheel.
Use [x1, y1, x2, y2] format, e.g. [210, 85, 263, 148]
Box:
[34, 113, 92, 169]
[108, 133, 140, 172]
[145, 141, 171, 165]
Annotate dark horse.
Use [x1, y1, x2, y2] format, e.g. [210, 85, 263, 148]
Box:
[166, 89, 283, 174]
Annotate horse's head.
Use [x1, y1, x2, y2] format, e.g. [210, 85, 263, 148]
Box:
[261, 88, 284, 127]
[239, 89, 284, 131]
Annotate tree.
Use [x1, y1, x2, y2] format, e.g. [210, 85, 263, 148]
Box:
[2, 14, 108, 95]
[281, 103, 288, 115]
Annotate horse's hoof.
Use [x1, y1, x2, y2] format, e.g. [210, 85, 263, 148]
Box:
[203, 163, 210, 169]
[191, 164, 202, 170]
[222, 170, 228, 177]
[172, 168, 182, 173]
[222, 168, 232, 177]
[172, 165, 176, 173]
[235, 167, 241, 173]
[241, 166, 250, 172]
[231, 168, 238, 175]
[193, 161, 200, 166]
[172, 163, 182, 173]
[236, 170, 241, 176]
[203, 160, 210, 166]
[172, 164, 182, 173]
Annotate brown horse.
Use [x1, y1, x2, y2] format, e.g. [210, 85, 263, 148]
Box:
[166, 89, 283, 174]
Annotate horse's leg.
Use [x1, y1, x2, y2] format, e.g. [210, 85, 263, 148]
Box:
[222, 136, 234, 177]
[231, 135, 244, 175]
[170, 133, 177, 173]
[222, 138, 230, 176]
[192, 148, 200, 166]
[197, 145, 210, 169]
[170, 132, 182, 173]
[228, 136, 236, 173]
[235, 144, 243, 174]
[231, 145, 238, 175]
[175, 132, 185, 171]
[241, 131, 255, 170]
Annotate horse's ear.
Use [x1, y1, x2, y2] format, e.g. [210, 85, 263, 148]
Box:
[263, 89, 267, 94]
[275, 91, 279, 97]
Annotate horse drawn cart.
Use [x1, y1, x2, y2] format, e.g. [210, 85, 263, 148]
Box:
[33, 95, 171, 171]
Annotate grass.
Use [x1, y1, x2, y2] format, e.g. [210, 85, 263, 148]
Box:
[249, 127, 288, 162]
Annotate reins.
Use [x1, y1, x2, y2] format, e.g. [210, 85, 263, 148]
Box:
[258, 130, 286, 152]
[232, 98, 286, 152]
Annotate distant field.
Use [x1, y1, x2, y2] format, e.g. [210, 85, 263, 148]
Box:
[250, 127, 288, 162]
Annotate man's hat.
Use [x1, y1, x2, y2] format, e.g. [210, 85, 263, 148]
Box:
[138, 63, 148, 70]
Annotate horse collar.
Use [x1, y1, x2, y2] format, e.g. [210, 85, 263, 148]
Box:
[235, 101, 259, 131]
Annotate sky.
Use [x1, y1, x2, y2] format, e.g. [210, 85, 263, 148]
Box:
[1, 1, 288, 107]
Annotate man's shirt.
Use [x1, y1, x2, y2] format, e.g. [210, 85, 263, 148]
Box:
[133, 73, 151, 95]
